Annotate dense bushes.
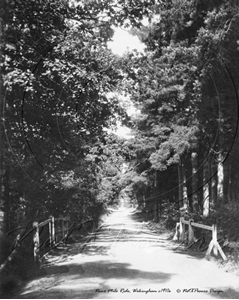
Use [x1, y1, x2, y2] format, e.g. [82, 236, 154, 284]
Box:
[160, 199, 239, 240]
[147, 199, 239, 265]
[206, 203, 239, 242]
[161, 200, 180, 230]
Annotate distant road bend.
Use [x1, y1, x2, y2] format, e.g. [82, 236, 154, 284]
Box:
[15, 206, 239, 299]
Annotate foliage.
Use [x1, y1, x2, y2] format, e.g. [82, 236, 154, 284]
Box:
[1, 0, 149, 231]
[1, 0, 239, 271]
[208, 203, 239, 241]
[120, 0, 239, 216]
[161, 200, 180, 230]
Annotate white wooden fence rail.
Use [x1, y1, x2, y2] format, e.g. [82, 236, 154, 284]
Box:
[173, 217, 226, 261]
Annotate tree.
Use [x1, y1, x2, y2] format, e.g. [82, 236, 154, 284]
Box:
[119, 0, 239, 224]
[1, 0, 156, 231]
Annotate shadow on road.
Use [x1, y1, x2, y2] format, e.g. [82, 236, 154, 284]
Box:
[18, 260, 173, 299]
[46, 260, 173, 280]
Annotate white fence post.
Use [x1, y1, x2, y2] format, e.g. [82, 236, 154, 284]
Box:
[213, 225, 218, 256]
[179, 217, 185, 241]
[173, 222, 180, 241]
[50, 215, 55, 246]
[33, 221, 40, 263]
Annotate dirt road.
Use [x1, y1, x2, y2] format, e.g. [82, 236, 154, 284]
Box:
[15, 207, 239, 299]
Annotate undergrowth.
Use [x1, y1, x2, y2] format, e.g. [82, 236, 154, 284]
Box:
[0, 233, 40, 298]
[157, 200, 239, 270]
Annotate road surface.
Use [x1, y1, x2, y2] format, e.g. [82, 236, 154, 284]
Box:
[14, 207, 239, 299]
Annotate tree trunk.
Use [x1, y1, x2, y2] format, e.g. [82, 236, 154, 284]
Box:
[217, 151, 224, 206]
[224, 159, 231, 203]
[178, 161, 188, 210]
[154, 171, 158, 222]
[146, 199, 150, 218]
[178, 164, 183, 208]
[209, 162, 217, 209]
[3, 166, 10, 233]
[203, 158, 210, 218]
[191, 152, 198, 212]
[231, 166, 238, 203]
[154, 201, 158, 222]
[143, 194, 146, 210]
[182, 164, 188, 209]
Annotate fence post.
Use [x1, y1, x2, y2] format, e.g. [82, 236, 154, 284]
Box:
[50, 215, 55, 246]
[179, 217, 185, 241]
[33, 221, 40, 263]
[206, 224, 218, 259]
[49, 216, 52, 247]
[173, 222, 180, 241]
[174, 218, 226, 261]
[188, 219, 195, 244]
[213, 224, 218, 256]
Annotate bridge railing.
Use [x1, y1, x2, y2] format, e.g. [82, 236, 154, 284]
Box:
[173, 217, 227, 261]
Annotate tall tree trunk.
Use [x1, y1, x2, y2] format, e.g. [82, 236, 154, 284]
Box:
[224, 159, 231, 203]
[217, 151, 224, 206]
[178, 164, 183, 208]
[191, 152, 199, 212]
[154, 202, 158, 222]
[146, 187, 150, 218]
[182, 164, 188, 209]
[3, 166, 10, 232]
[178, 161, 188, 211]
[203, 158, 210, 217]
[154, 171, 158, 222]
[209, 161, 217, 209]
[231, 164, 238, 204]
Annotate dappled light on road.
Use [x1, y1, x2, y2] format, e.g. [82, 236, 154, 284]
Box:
[17, 208, 239, 299]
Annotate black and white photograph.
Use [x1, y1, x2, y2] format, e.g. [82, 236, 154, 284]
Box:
[1, 0, 239, 298]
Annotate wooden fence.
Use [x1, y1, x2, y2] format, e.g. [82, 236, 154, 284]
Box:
[33, 215, 69, 263]
[0, 215, 70, 273]
[173, 217, 227, 261]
